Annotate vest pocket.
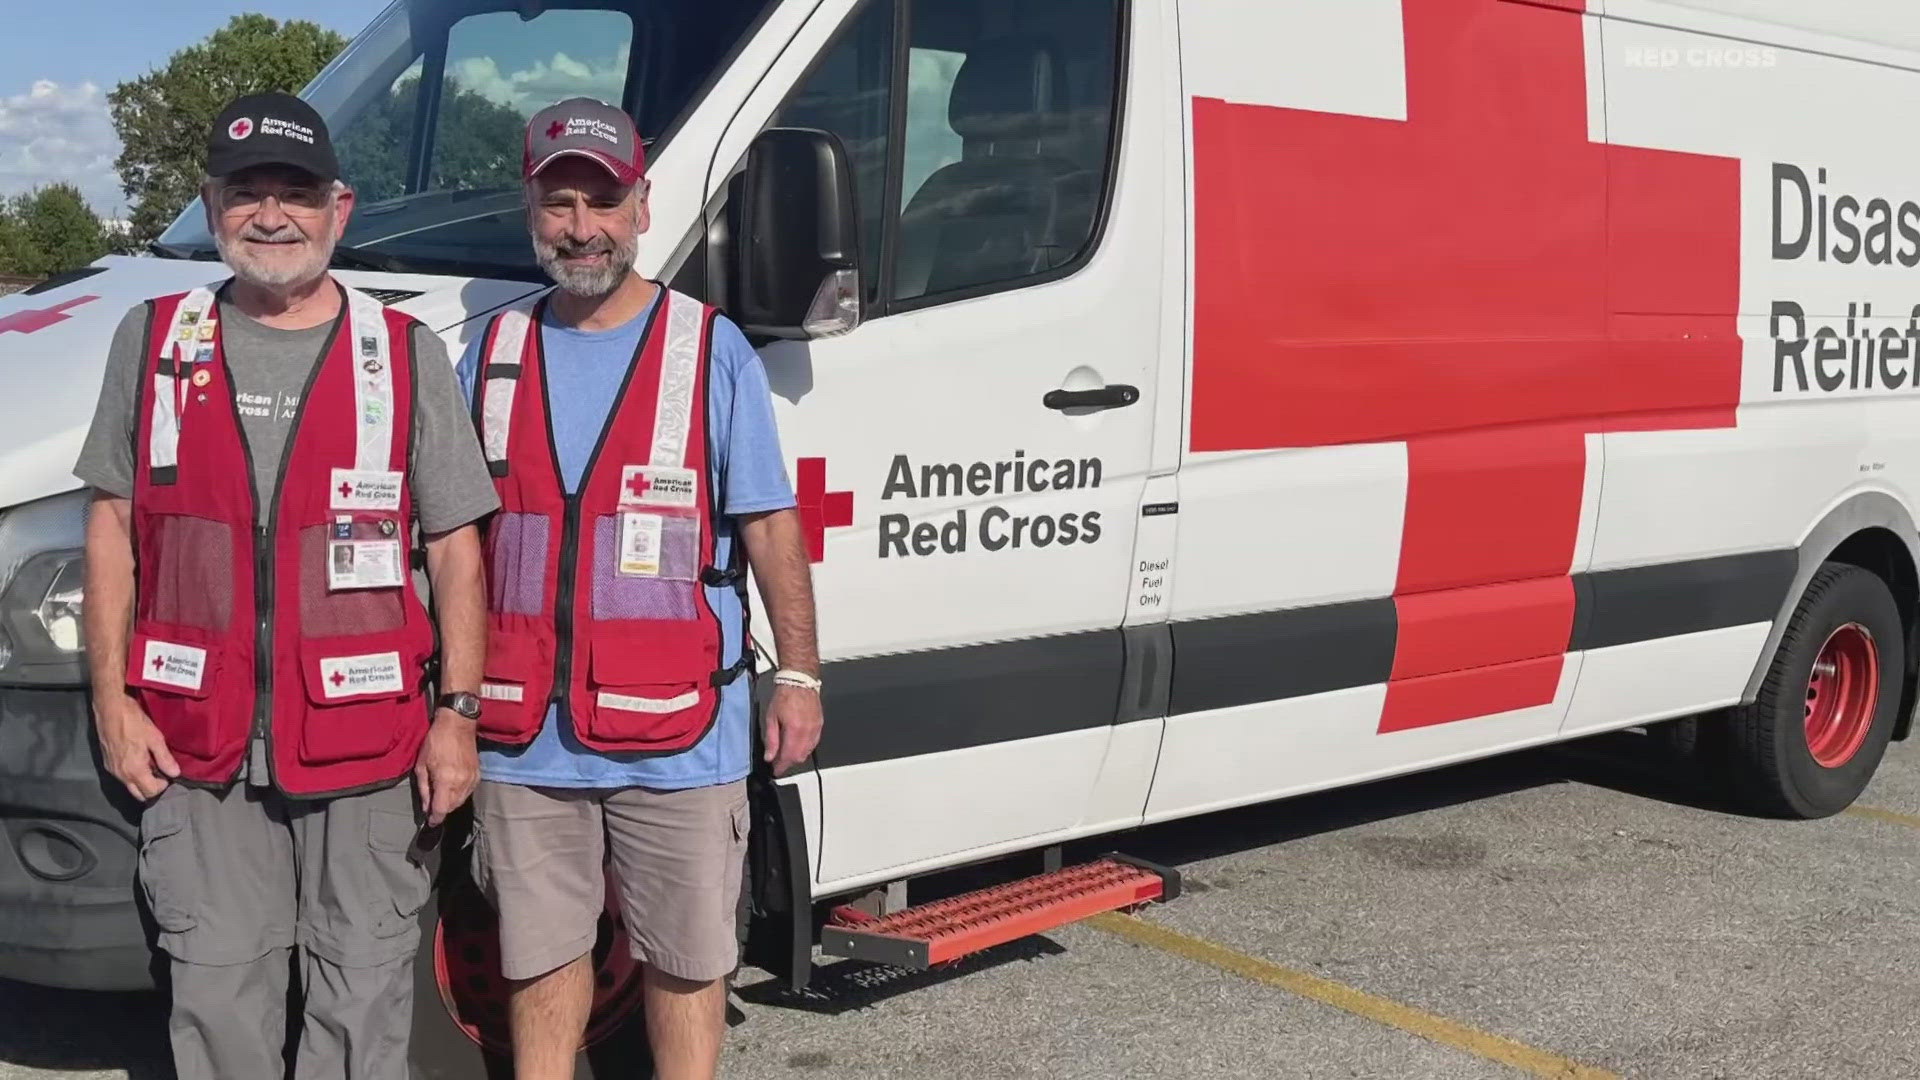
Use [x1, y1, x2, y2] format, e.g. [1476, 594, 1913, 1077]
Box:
[589, 512, 701, 621]
[580, 633, 714, 748]
[125, 628, 225, 760]
[295, 636, 416, 765]
[477, 627, 552, 742]
[135, 514, 236, 634]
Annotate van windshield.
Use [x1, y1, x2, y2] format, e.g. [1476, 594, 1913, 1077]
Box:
[154, 0, 775, 279]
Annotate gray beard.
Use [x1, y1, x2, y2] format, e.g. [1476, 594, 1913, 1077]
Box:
[214, 230, 335, 291]
[534, 234, 637, 298]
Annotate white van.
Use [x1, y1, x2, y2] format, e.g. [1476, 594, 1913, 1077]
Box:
[5, 0, 1919, 1070]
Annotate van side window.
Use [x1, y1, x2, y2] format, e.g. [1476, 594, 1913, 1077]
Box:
[769, 0, 1125, 314]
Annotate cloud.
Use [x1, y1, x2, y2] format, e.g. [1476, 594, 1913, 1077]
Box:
[450, 45, 629, 117]
[0, 80, 125, 216]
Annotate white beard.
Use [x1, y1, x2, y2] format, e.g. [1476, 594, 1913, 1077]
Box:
[215, 222, 335, 290]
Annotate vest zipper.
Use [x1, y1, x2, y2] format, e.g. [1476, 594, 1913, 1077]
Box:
[536, 294, 661, 711]
[221, 295, 345, 789]
[551, 494, 583, 706]
[224, 386, 268, 782]
[253, 524, 272, 760]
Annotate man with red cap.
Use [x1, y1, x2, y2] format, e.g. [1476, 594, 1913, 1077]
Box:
[455, 97, 824, 1079]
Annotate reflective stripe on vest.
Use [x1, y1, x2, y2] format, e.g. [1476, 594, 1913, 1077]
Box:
[346, 286, 396, 473]
[481, 304, 532, 474]
[651, 292, 703, 470]
[147, 285, 218, 482]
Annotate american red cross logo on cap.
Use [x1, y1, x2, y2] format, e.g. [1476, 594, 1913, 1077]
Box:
[547, 120, 566, 140]
[229, 117, 253, 140]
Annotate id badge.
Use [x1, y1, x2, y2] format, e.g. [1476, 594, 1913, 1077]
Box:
[619, 512, 663, 577]
[328, 539, 405, 591]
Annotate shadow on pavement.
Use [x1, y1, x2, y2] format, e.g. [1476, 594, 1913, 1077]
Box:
[757, 724, 1751, 982]
[0, 977, 174, 1079]
[1543, 726, 1754, 815]
[1064, 741, 1589, 876]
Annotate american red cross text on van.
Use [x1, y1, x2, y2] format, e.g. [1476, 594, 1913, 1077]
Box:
[880, 451, 1102, 500]
[877, 452, 1105, 559]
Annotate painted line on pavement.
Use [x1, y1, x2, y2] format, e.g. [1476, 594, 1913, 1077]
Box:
[1086, 912, 1620, 1080]
[1846, 804, 1920, 830]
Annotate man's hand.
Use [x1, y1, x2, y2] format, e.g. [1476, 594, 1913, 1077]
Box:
[96, 697, 179, 801]
[420, 522, 486, 826]
[762, 683, 823, 777]
[737, 507, 825, 777]
[414, 711, 479, 826]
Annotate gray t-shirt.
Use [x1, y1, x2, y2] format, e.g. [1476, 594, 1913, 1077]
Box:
[75, 295, 499, 535]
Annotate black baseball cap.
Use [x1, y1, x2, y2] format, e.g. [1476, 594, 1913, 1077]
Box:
[523, 98, 645, 185]
[206, 92, 340, 183]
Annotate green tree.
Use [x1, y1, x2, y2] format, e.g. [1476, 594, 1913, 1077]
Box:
[0, 184, 112, 277]
[0, 212, 28, 276]
[108, 14, 347, 248]
[335, 75, 528, 206]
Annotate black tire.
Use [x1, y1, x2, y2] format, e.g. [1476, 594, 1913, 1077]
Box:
[1720, 562, 1903, 819]
[405, 816, 655, 1079]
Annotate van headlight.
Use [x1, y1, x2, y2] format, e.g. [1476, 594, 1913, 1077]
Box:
[0, 490, 91, 688]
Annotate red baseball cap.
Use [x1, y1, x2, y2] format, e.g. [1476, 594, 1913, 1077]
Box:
[523, 97, 645, 185]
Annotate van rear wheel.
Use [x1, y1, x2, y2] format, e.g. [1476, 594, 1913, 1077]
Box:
[1719, 562, 1902, 819]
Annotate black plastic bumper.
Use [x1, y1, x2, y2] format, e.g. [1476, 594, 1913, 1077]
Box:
[0, 687, 155, 992]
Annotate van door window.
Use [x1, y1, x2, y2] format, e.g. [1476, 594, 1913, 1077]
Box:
[766, 0, 897, 311]
[768, 0, 1125, 312]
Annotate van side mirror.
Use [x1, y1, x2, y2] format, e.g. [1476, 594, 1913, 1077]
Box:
[729, 127, 863, 339]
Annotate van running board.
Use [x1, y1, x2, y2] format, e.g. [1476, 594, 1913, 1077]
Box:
[818, 855, 1181, 970]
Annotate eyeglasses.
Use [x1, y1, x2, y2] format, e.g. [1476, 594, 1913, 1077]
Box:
[216, 184, 332, 216]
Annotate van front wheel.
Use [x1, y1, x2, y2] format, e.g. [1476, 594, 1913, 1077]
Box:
[1721, 562, 1902, 819]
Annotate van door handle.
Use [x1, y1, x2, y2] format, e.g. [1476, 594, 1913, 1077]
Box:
[1044, 384, 1140, 411]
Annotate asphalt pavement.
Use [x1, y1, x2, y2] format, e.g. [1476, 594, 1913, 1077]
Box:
[7, 726, 1920, 1079]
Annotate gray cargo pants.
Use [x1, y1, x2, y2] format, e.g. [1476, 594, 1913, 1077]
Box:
[136, 778, 435, 1080]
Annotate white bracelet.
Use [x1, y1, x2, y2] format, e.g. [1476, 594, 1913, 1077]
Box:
[773, 669, 822, 692]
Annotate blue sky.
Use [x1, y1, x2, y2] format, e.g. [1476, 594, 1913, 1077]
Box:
[0, 0, 392, 216]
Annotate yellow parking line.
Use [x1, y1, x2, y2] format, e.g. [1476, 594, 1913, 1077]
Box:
[1845, 804, 1920, 830]
[1086, 912, 1619, 1080]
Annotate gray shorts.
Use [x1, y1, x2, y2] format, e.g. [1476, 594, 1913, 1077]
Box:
[471, 779, 750, 983]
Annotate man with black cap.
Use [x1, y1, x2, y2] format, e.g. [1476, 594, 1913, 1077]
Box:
[74, 91, 499, 1078]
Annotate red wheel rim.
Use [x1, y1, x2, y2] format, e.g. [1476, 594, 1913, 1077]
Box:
[432, 866, 647, 1055]
[1804, 622, 1879, 769]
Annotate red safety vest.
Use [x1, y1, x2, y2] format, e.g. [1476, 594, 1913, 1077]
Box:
[471, 285, 745, 754]
[126, 281, 435, 797]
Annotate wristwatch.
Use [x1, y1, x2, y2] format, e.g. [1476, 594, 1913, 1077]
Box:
[437, 691, 482, 721]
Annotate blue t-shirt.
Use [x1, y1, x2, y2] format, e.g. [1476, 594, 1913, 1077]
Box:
[455, 290, 796, 790]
